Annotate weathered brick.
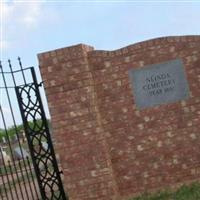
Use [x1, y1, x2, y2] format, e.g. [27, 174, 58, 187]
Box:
[38, 36, 200, 200]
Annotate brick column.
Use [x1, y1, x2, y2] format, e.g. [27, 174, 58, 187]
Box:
[38, 44, 119, 200]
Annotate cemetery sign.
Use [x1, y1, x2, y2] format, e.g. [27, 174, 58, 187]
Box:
[129, 59, 190, 109]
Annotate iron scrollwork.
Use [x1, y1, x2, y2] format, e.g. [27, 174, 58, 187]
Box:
[15, 67, 67, 200]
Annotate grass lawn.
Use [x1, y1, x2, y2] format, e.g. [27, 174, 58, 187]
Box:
[131, 182, 200, 200]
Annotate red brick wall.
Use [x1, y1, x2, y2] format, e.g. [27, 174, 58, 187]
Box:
[38, 36, 200, 200]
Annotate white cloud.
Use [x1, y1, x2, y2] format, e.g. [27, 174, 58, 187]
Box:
[1, 1, 45, 50]
[3, 1, 43, 28]
[0, 40, 10, 50]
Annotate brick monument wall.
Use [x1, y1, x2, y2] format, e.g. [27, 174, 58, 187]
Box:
[38, 36, 200, 200]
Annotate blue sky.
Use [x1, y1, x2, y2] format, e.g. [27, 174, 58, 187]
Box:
[0, 0, 200, 127]
[2, 1, 200, 63]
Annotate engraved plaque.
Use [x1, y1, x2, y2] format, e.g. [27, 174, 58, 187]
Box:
[128, 59, 190, 109]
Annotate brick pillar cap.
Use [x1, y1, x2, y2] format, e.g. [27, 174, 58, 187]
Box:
[37, 43, 94, 60]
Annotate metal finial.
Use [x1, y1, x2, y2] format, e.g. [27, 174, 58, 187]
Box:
[18, 56, 23, 69]
[18, 56, 21, 62]
[8, 59, 12, 70]
[18, 56, 26, 84]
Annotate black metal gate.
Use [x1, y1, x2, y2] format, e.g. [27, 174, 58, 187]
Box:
[0, 58, 68, 200]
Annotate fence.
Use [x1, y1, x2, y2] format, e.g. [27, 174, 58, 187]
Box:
[0, 58, 67, 200]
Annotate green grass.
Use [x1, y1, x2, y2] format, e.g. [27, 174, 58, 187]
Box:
[131, 182, 200, 200]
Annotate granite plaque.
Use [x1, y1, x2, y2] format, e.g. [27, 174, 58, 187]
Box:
[128, 59, 190, 109]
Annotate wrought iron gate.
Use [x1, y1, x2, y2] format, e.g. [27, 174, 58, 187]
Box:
[0, 58, 68, 200]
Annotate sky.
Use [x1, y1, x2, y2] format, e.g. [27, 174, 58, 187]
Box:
[0, 0, 200, 127]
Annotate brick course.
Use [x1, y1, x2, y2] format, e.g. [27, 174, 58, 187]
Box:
[38, 36, 200, 200]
